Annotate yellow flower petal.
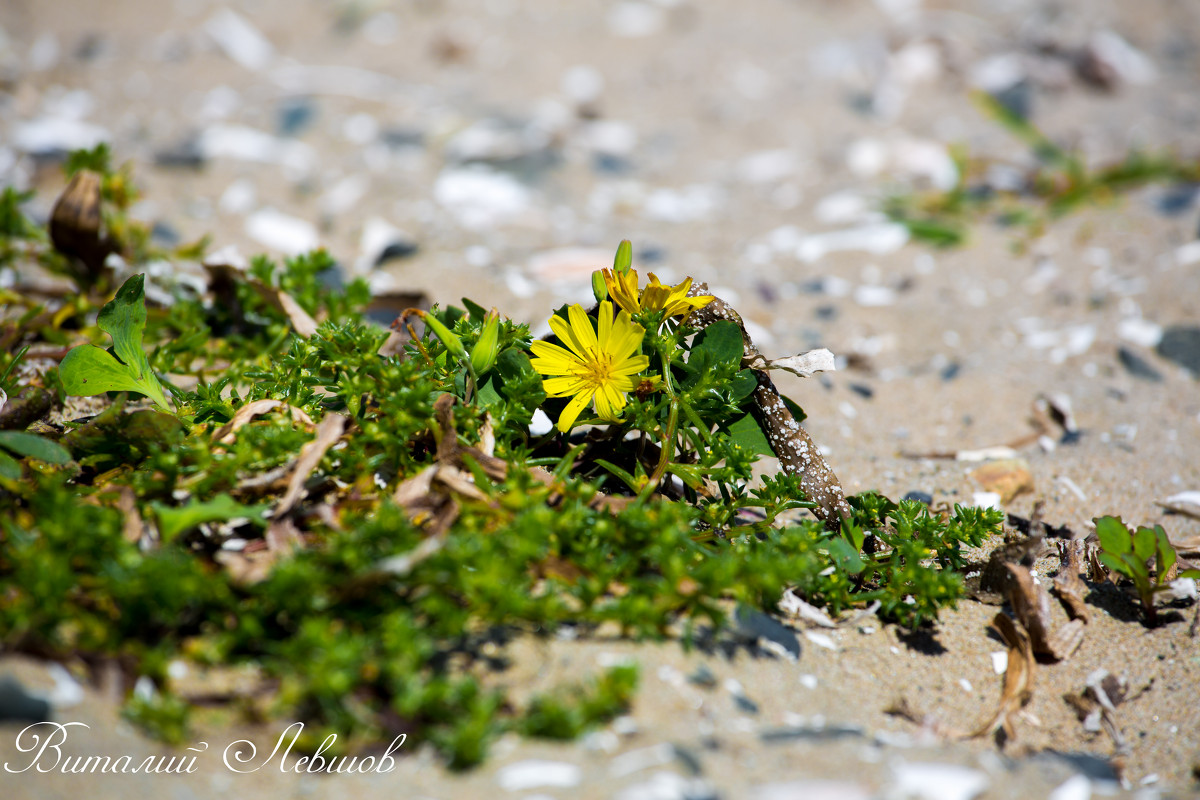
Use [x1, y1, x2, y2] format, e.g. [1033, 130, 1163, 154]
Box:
[557, 391, 593, 432]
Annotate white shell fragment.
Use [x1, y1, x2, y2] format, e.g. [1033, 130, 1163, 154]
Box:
[747, 348, 836, 379]
[778, 588, 838, 627]
[245, 208, 319, 256]
[495, 759, 581, 791]
[1047, 774, 1091, 800]
[796, 223, 909, 263]
[892, 762, 989, 800]
[752, 779, 872, 800]
[434, 167, 532, 230]
[205, 9, 275, 71]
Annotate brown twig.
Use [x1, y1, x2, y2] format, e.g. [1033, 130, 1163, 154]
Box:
[686, 282, 851, 527]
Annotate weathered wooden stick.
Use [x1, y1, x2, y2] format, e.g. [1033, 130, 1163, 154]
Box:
[688, 282, 851, 527]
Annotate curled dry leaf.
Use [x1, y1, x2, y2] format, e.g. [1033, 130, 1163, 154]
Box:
[211, 398, 316, 445]
[1004, 563, 1084, 661]
[255, 284, 319, 338]
[1053, 539, 1091, 623]
[265, 516, 304, 554]
[971, 612, 1035, 741]
[275, 413, 348, 515]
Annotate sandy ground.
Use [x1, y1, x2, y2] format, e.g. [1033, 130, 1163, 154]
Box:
[3, 0, 1200, 797]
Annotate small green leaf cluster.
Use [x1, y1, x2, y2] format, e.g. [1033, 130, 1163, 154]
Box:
[1095, 516, 1200, 625]
[885, 92, 1200, 250]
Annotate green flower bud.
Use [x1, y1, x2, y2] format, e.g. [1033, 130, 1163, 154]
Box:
[591, 270, 608, 304]
[470, 310, 501, 376]
[412, 309, 467, 361]
[613, 239, 633, 276]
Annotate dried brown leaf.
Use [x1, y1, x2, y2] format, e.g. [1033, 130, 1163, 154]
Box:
[265, 517, 304, 554]
[211, 399, 316, 445]
[1005, 563, 1083, 661]
[113, 486, 145, 544]
[215, 550, 277, 585]
[393, 465, 437, 508]
[1053, 539, 1090, 623]
[276, 413, 348, 515]
[971, 612, 1035, 740]
[435, 465, 489, 502]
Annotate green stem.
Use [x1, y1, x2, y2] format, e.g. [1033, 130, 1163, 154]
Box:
[638, 399, 678, 502]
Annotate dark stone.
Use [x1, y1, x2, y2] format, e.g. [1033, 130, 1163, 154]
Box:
[1155, 183, 1200, 216]
[688, 664, 717, 688]
[316, 261, 345, 292]
[733, 605, 800, 661]
[733, 693, 759, 714]
[592, 153, 633, 174]
[1118, 346, 1163, 382]
[0, 675, 52, 723]
[381, 127, 425, 149]
[759, 722, 865, 743]
[903, 490, 933, 505]
[814, 304, 838, 321]
[277, 97, 317, 137]
[150, 220, 181, 247]
[1156, 326, 1200, 375]
[636, 244, 667, 264]
[990, 80, 1033, 121]
[940, 361, 961, 381]
[374, 239, 420, 267]
[154, 138, 206, 169]
[848, 382, 874, 399]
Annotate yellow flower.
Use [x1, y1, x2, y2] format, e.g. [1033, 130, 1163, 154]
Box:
[530, 301, 650, 432]
[600, 269, 714, 319]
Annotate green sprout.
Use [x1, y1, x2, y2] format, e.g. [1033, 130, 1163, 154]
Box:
[59, 274, 173, 413]
[1095, 516, 1200, 626]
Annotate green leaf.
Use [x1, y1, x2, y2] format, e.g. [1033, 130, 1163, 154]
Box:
[826, 536, 864, 575]
[59, 275, 171, 412]
[1132, 526, 1156, 562]
[1155, 526, 1176, 583]
[1178, 569, 1200, 580]
[1097, 552, 1131, 580]
[781, 395, 807, 424]
[0, 449, 19, 479]
[690, 320, 743, 370]
[152, 493, 270, 543]
[594, 459, 641, 493]
[729, 369, 757, 402]
[1120, 552, 1149, 585]
[1095, 516, 1131, 556]
[0, 431, 72, 464]
[462, 297, 488, 322]
[724, 410, 773, 456]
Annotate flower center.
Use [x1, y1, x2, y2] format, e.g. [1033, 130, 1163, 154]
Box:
[580, 351, 615, 387]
